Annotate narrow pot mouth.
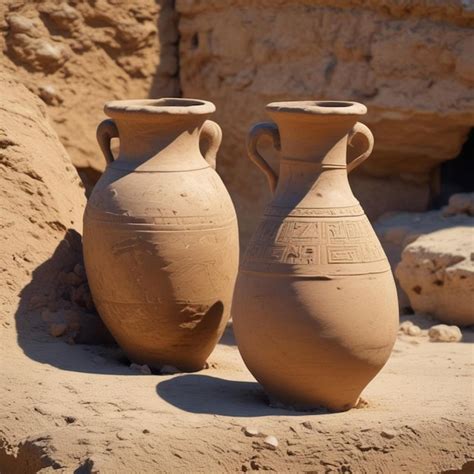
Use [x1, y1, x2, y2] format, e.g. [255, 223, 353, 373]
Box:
[266, 100, 367, 116]
[104, 98, 215, 118]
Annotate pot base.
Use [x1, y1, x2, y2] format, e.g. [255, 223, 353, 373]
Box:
[233, 271, 399, 411]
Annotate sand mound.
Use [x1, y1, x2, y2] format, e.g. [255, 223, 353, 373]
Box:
[0, 72, 85, 312]
[0, 72, 111, 346]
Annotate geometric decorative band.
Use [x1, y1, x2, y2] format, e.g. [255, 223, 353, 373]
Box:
[263, 204, 364, 218]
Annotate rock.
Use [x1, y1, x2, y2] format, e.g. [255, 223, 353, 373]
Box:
[243, 427, 260, 437]
[396, 227, 474, 326]
[406, 325, 422, 337]
[49, 323, 68, 337]
[442, 193, 474, 217]
[399, 321, 414, 333]
[160, 365, 181, 375]
[301, 421, 313, 430]
[130, 363, 152, 375]
[399, 322, 423, 337]
[428, 325, 463, 343]
[38, 85, 62, 106]
[375, 207, 473, 310]
[381, 429, 397, 439]
[178, 1, 473, 246]
[263, 435, 279, 450]
[65, 272, 83, 287]
[73, 263, 86, 279]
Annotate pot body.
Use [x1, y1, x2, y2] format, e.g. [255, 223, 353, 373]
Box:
[83, 99, 239, 371]
[232, 101, 398, 410]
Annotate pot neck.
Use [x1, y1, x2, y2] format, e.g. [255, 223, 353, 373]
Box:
[112, 115, 206, 170]
[268, 112, 358, 168]
[268, 114, 362, 210]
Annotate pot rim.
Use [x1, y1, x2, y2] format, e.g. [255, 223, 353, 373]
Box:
[266, 100, 367, 116]
[104, 98, 216, 117]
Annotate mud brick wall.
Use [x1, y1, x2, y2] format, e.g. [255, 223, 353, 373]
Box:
[177, 0, 474, 244]
[0, 0, 179, 187]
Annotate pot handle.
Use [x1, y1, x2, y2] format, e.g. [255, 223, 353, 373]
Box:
[347, 122, 374, 173]
[247, 122, 281, 194]
[97, 119, 119, 164]
[199, 120, 222, 170]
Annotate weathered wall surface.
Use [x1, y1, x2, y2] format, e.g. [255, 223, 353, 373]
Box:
[177, 0, 474, 243]
[0, 0, 179, 188]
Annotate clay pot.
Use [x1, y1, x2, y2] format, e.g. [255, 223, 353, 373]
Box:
[232, 101, 398, 411]
[83, 98, 239, 372]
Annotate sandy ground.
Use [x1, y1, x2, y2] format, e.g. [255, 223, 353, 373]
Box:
[0, 311, 473, 473]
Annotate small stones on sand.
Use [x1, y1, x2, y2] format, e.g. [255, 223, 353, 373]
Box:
[49, 322, 67, 337]
[65, 271, 84, 287]
[130, 363, 152, 375]
[263, 435, 279, 450]
[301, 421, 313, 430]
[428, 324, 462, 342]
[354, 397, 369, 409]
[380, 429, 397, 439]
[41, 309, 55, 322]
[38, 84, 63, 106]
[73, 263, 86, 279]
[160, 365, 180, 375]
[243, 427, 260, 437]
[399, 321, 422, 336]
[407, 325, 422, 336]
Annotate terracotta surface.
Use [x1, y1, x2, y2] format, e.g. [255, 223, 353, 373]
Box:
[233, 101, 399, 411]
[1, 83, 472, 471]
[83, 98, 239, 372]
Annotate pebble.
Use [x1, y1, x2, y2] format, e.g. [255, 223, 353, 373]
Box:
[29, 294, 49, 309]
[160, 365, 180, 375]
[130, 363, 152, 375]
[428, 324, 462, 342]
[65, 271, 83, 287]
[243, 427, 260, 437]
[38, 84, 62, 106]
[49, 322, 67, 337]
[380, 429, 397, 439]
[406, 325, 422, 336]
[263, 435, 278, 450]
[301, 421, 313, 430]
[41, 309, 55, 322]
[34, 40, 64, 63]
[7, 14, 35, 34]
[73, 263, 86, 279]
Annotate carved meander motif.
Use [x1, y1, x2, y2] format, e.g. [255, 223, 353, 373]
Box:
[242, 212, 389, 276]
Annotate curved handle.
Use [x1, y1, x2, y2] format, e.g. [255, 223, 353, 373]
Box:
[247, 122, 281, 194]
[199, 120, 222, 170]
[96, 119, 119, 164]
[347, 122, 374, 173]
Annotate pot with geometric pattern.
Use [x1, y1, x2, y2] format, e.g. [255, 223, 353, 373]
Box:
[232, 100, 398, 411]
